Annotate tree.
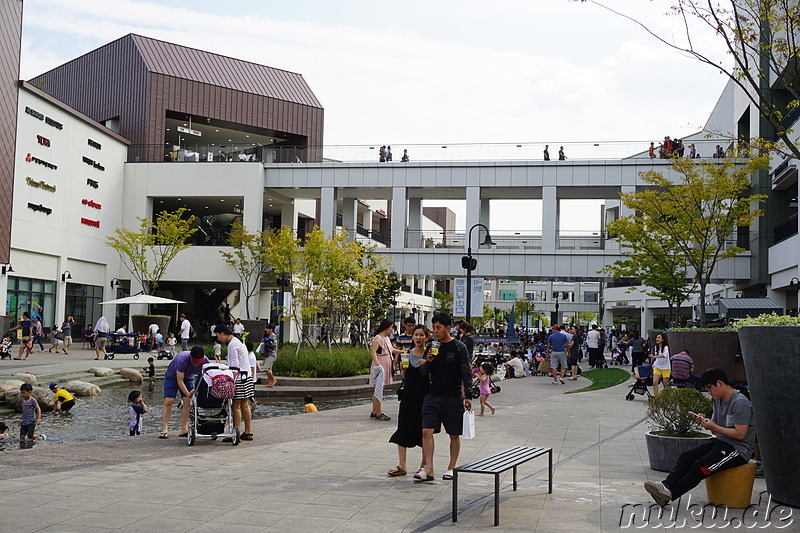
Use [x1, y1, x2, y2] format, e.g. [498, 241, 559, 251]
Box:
[602, 223, 697, 328]
[580, 0, 800, 158]
[513, 298, 537, 328]
[610, 156, 767, 326]
[219, 222, 271, 320]
[433, 291, 454, 314]
[106, 208, 197, 295]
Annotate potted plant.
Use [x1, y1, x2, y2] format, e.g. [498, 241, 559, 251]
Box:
[645, 388, 713, 472]
[735, 313, 800, 507]
[131, 314, 170, 338]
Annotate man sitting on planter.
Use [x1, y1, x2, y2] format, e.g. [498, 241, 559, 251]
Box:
[670, 349, 702, 391]
[644, 367, 756, 507]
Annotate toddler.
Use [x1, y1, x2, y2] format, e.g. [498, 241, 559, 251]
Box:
[167, 332, 177, 355]
[143, 357, 156, 391]
[476, 363, 496, 416]
[155, 332, 163, 350]
[19, 384, 46, 440]
[213, 340, 222, 362]
[49, 383, 76, 414]
[49, 326, 60, 353]
[128, 390, 147, 436]
[0, 421, 9, 437]
[304, 395, 318, 413]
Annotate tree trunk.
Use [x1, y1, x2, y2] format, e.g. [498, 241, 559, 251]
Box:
[698, 282, 708, 328]
[243, 295, 252, 320]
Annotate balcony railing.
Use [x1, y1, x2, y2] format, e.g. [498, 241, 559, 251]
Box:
[403, 230, 607, 250]
[128, 138, 739, 164]
[774, 214, 798, 244]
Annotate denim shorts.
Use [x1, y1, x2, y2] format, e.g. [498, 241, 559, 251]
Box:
[163, 375, 195, 398]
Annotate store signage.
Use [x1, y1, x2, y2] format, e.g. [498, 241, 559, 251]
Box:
[28, 202, 52, 215]
[37, 135, 51, 147]
[87, 178, 99, 189]
[177, 126, 202, 137]
[615, 301, 631, 307]
[82, 199, 102, 209]
[82, 156, 105, 171]
[25, 153, 57, 170]
[81, 217, 100, 228]
[88, 139, 101, 150]
[24, 106, 63, 130]
[26, 177, 56, 192]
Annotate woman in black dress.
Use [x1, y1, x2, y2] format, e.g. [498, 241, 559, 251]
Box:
[387, 324, 431, 477]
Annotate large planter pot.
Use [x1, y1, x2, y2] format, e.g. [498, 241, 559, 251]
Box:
[131, 315, 170, 337]
[653, 330, 745, 381]
[240, 319, 265, 343]
[738, 326, 800, 507]
[645, 431, 713, 472]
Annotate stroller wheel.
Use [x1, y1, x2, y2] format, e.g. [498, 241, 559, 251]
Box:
[211, 433, 218, 441]
[133, 353, 140, 360]
[626, 393, 634, 401]
[232, 427, 241, 446]
[187, 427, 196, 446]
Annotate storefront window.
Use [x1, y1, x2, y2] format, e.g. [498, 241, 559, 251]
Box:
[5, 276, 57, 329]
[65, 283, 104, 336]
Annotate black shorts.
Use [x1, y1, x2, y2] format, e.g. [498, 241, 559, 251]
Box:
[61, 399, 75, 412]
[20, 422, 35, 439]
[569, 353, 581, 365]
[421, 394, 464, 436]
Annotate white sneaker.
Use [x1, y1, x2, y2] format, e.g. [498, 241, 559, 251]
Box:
[644, 481, 671, 507]
[551, 381, 559, 385]
[39, 434, 47, 441]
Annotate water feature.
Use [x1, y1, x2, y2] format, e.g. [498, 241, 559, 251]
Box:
[0, 382, 376, 449]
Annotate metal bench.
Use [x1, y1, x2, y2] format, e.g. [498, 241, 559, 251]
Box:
[452, 445, 552, 527]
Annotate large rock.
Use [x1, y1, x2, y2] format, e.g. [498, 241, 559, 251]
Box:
[64, 380, 102, 397]
[119, 368, 143, 382]
[0, 380, 25, 399]
[89, 367, 114, 377]
[12, 373, 37, 386]
[4, 387, 55, 412]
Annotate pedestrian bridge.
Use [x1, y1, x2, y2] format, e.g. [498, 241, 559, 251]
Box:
[263, 158, 752, 281]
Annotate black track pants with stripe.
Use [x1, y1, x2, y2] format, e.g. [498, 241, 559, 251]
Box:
[663, 439, 748, 500]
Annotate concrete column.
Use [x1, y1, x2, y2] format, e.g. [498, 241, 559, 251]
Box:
[391, 187, 407, 248]
[281, 203, 298, 232]
[408, 198, 422, 248]
[362, 209, 373, 233]
[479, 198, 490, 229]
[320, 187, 337, 236]
[341, 197, 358, 241]
[243, 180, 264, 233]
[542, 186, 559, 252]
[620, 186, 636, 219]
[56, 255, 68, 327]
[642, 306, 655, 333]
[465, 187, 481, 243]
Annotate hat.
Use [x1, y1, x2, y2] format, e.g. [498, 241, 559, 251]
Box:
[49, 383, 59, 390]
[552, 324, 560, 330]
[189, 346, 205, 359]
[179, 313, 186, 318]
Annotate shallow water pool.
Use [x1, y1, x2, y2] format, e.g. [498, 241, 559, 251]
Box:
[0, 383, 375, 448]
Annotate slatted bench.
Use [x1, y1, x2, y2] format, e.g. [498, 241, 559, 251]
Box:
[452, 445, 552, 527]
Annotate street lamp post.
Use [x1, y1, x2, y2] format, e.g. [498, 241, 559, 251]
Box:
[463, 223, 495, 324]
[790, 277, 800, 316]
[408, 298, 417, 322]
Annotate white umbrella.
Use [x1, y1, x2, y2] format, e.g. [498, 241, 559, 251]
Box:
[100, 294, 185, 305]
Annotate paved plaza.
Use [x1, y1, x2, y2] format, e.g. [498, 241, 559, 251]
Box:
[0, 353, 776, 532]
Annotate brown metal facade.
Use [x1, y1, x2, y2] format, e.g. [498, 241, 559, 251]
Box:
[0, 0, 23, 263]
[30, 34, 323, 161]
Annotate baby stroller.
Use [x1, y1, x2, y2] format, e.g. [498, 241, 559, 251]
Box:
[625, 365, 653, 401]
[0, 335, 12, 359]
[610, 346, 629, 365]
[187, 363, 241, 446]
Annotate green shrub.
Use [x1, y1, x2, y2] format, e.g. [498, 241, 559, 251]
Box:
[204, 344, 228, 359]
[647, 388, 713, 438]
[732, 313, 800, 328]
[272, 346, 371, 378]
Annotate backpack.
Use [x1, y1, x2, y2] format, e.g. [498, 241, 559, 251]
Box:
[209, 373, 236, 399]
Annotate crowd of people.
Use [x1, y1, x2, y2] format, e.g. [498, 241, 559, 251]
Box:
[378, 145, 410, 162]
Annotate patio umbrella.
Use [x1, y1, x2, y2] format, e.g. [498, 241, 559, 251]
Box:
[101, 293, 186, 330]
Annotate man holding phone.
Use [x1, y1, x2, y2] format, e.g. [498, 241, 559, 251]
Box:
[644, 368, 756, 507]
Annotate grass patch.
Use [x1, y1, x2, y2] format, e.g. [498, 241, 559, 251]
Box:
[272, 346, 372, 378]
[565, 368, 631, 394]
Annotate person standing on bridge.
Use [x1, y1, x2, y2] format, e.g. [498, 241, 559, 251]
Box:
[558, 146, 567, 160]
[543, 145, 550, 161]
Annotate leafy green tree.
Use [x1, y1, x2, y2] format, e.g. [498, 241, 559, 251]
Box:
[219, 222, 271, 319]
[513, 298, 536, 328]
[610, 156, 768, 326]
[434, 291, 453, 314]
[579, 0, 800, 158]
[106, 208, 196, 295]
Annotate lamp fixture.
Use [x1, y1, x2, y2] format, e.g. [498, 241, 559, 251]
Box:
[1, 264, 13, 276]
[62, 270, 73, 282]
[110, 278, 120, 288]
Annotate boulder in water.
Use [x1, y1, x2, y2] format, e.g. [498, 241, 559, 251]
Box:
[64, 380, 102, 397]
[5, 386, 55, 412]
[12, 373, 37, 386]
[88, 367, 114, 377]
[119, 368, 143, 382]
[0, 380, 25, 399]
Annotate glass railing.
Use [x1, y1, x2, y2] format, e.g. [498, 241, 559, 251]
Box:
[128, 138, 739, 164]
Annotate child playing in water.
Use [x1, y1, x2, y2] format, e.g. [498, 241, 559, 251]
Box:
[304, 395, 318, 413]
[0, 421, 9, 437]
[128, 390, 147, 436]
[143, 357, 156, 391]
[19, 384, 46, 440]
[476, 363, 496, 416]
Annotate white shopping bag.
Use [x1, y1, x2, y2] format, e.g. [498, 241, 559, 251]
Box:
[462, 410, 476, 440]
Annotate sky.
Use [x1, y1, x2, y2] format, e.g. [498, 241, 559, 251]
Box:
[18, 0, 731, 231]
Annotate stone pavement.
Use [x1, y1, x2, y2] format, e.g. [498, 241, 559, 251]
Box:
[0, 371, 775, 532]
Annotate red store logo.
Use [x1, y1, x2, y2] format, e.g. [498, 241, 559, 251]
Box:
[80, 217, 100, 228]
[82, 199, 102, 209]
[37, 135, 51, 147]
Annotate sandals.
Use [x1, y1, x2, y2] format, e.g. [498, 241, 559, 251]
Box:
[387, 466, 407, 477]
[442, 470, 454, 480]
[413, 469, 435, 482]
[371, 413, 391, 421]
[178, 432, 188, 437]
[241, 433, 254, 441]
[158, 432, 168, 439]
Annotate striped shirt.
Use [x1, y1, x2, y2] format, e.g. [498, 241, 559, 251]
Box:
[670, 353, 694, 380]
[21, 397, 38, 424]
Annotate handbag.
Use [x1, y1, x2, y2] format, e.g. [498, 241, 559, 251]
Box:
[55, 331, 65, 341]
[462, 410, 476, 439]
[396, 379, 405, 401]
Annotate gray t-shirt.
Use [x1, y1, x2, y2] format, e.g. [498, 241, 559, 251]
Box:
[711, 390, 756, 459]
[629, 337, 646, 353]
